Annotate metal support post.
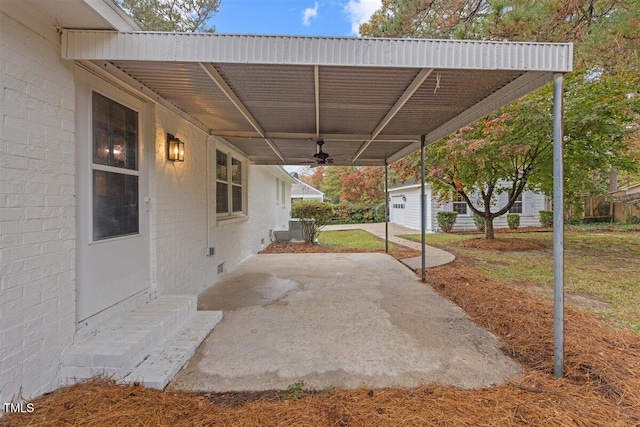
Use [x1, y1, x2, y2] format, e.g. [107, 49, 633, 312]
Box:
[420, 135, 426, 282]
[553, 73, 565, 378]
[385, 162, 389, 254]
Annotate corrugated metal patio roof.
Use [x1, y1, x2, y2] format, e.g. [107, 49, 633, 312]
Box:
[62, 32, 572, 166]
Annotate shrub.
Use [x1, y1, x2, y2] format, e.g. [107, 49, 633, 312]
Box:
[473, 213, 485, 232]
[507, 213, 520, 229]
[331, 203, 350, 224]
[292, 200, 335, 243]
[539, 210, 554, 227]
[374, 202, 387, 223]
[436, 211, 458, 232]
[329, 203, 383, 224]
[626, 215, 640, 225]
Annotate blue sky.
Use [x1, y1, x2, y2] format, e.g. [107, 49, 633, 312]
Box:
[210, 0, 382, 37]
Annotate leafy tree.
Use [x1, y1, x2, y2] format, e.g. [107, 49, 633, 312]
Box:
[339, 167, 386, 204]
[298, 166, 325, 191]
[417, 111, 550, 239]
[394, 71, 638, 238]
[117, 0, 220, 32]
[321, 166, 356, 203]
[300, 165, 395, 205]
[291, 200, 335, 243]
[531, 70, 640, 210]
[361, 0, 630, 52]
[367, 0, 639, 235]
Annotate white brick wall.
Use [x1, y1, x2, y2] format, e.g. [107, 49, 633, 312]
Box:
[151, 106, 292, 296]
[0, 9, 295, 403]
[1, 12, 76, 402]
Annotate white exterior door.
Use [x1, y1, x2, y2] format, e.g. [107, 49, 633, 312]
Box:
[390, 196, 406, 225]
[76, 69, 150, 322]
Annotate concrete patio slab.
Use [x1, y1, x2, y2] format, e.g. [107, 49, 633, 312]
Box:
[169, 253, 520, 393]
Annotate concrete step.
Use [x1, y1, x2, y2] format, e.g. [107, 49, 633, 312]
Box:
[61, 296, 199, 382]
[125, 311, 222, 389]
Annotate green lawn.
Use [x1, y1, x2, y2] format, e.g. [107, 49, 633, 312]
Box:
[317, 229, 396, 252]
[400, 229, 640, 333]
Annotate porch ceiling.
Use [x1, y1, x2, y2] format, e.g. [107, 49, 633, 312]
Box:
[62, 32, 572, 166]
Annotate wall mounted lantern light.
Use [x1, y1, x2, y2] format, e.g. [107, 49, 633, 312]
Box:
[402, 195, 407, 202]
[167, 133, 185, 162]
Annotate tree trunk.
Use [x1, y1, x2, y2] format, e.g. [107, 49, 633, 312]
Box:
[609, 167, 618, 192]
[484, 217, 495, 239]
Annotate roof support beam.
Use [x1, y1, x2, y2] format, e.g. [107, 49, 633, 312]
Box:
[386, 71, 551, 163]
[211, 130, 420, 142]
[199, 62, 285, 161]
[314, 65, 320, 140]
[353, 68, 433, 162]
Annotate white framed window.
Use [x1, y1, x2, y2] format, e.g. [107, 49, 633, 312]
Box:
[453, 193, 468, 215]
[216, 149, 245, 216]
[509, 194, 523, 214]
[276, 178, 280, 205]
[91, 92, 140, 241]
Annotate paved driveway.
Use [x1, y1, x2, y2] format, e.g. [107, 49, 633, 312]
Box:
[169, 253, 520, 392]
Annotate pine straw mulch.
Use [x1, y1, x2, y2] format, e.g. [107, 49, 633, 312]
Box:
[457, 237, 548, 251]
[4, 263, 640, 426]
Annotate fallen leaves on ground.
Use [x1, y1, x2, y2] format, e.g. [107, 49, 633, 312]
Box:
[457, 237, 548, 251]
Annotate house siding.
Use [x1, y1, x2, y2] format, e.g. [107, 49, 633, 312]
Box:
[389, 184, 544, 232]
[0, 12, 77, 402]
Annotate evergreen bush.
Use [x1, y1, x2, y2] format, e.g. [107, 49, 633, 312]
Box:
[329, 203, 384, 224]
[539, 210, 554, 227]
[292, 200, 335, 243]
[507, 213, 520, 229]
[436, 211, 458, 232]
[473, 213, 485, 232]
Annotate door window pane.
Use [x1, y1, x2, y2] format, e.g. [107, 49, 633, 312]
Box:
[92, 93, 138, 170]
[93, 170, 139, 240]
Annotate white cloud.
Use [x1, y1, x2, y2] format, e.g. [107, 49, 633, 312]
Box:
[302, 2, 319, 26]
[344, 0, 382, 35]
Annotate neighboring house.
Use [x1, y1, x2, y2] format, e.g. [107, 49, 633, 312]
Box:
[388, 182, 547, 232]
[609, 183, 640, 221]
[0, 2, 295, 402]
[290, 174, 325, 202]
